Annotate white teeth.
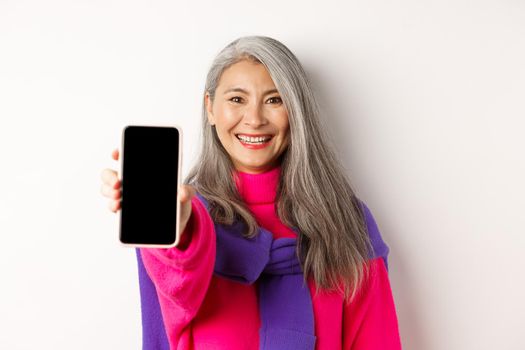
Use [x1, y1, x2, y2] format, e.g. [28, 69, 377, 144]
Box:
[237, 135, 272, 143]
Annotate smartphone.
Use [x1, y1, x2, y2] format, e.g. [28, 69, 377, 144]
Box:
[118, 125, 183, 248]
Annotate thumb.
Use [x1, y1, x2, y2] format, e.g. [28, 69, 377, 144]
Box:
[179, 184, 196, 202]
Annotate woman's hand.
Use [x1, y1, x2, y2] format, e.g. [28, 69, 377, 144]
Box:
[177, 182, 196, 238]
[100, 149, 122, 212]
[100, 148, 196, 238]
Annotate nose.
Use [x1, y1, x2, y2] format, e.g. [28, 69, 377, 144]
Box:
[243, 103, 268, 128]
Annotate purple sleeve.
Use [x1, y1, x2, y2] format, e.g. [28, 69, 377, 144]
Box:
[356, 198, 390, 272]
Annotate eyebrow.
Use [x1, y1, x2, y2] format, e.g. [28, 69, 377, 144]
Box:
[223, 87, 279, 96]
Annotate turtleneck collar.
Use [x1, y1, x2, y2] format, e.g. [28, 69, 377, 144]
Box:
[233, 165, 281, 204]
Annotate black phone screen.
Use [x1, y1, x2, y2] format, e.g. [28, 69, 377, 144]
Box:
[119, 125, 180, 245]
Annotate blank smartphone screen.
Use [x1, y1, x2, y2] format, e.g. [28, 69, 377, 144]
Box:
[120, 126, 180, 245]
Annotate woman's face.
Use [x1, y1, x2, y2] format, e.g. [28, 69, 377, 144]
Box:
[205, 60, 290, 174]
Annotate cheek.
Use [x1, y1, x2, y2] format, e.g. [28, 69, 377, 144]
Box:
[216, 106, 243, 130]
[268, 108, 289, 127]
[278, 114, 290, 134]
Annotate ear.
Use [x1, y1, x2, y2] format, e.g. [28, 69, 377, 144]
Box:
[205, 93, 215, 126]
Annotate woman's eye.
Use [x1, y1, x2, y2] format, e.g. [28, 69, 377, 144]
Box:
[230, 96, 243, 103]
[267, 96, 282, 104]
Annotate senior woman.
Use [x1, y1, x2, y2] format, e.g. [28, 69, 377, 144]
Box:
[101, 35, 402, 349]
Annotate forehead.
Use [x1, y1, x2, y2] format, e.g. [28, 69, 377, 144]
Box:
[217, 60, 277, 91]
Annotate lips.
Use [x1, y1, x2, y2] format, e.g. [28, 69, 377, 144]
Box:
[235, 133, 273, 138]
[235, 133, 274, 149]
[235, 133, 274, 143]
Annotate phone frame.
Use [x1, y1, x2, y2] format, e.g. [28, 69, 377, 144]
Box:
[118, 123, 183, 249]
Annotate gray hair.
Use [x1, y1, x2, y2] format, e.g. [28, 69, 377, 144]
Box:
[184, 35, 374, 301]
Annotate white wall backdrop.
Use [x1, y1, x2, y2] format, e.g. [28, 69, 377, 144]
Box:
[1, 0, 523, 349]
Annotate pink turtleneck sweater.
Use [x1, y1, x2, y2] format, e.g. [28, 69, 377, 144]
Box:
[139, 165, 402, 349]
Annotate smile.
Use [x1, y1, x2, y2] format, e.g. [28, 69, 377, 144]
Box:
[235, 134, 273, 149]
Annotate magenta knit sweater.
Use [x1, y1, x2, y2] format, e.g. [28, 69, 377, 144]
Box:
[139, 165, 402, 349]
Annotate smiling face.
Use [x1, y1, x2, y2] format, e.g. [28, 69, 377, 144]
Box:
[205, 59, 290, 174]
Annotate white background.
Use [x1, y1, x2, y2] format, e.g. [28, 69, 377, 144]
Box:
[1, 0, 524, 349]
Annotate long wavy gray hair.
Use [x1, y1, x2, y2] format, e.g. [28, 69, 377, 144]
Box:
[184, 35, 374, 302]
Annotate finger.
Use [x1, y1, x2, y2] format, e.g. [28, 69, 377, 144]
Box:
[178, 185, 188, 202]
[186, 185, 196, 199]
[108, 200, 118, 212]
[100, 169, 121, 189]
[108, 200, 121, 212]
[100, 184, 121, 199]
[184, 185, 197, 200]
[180, 185, 196, 202]
[112, 148, 119, 161]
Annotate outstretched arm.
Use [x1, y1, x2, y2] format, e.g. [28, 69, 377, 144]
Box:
[139, 195, 216, 348]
